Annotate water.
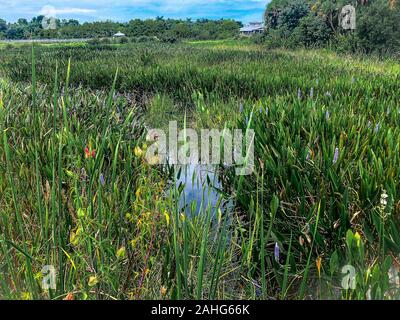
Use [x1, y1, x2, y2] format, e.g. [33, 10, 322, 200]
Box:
[170, 164, 233, 216]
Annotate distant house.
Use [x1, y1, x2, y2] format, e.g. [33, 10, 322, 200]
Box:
[113, 31, 126, 38]
[239, 22, 264, 36]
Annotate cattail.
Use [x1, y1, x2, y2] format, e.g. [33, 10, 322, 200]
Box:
[44, 180, 51, 203]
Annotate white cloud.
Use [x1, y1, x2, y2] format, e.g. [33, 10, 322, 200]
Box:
[40, 5, 96, 17]
[54, 8, 96, 14]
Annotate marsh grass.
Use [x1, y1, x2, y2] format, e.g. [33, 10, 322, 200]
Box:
[0, 40, 399, 300]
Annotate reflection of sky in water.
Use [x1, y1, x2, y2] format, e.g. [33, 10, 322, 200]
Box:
[173, 164, 233, 216]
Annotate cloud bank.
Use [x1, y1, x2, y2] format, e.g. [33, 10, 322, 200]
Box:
[0, 0, 269, 23]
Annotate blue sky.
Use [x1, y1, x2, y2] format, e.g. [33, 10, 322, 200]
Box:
[0, 0, 269, 23]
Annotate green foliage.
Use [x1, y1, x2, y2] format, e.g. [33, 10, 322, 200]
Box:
[0, 16, 241, 41]
[0, 40, 399, 300]
[263, 0, 400, 55]
[293, 14, 332, 46]
[118, 36, 129, 44]
[278, 0, 310, 31]
[356, 0, 400, 54]
[327, 230, 396, 300]
[0, 18, 7, 38]
[266, 0, 309, 30]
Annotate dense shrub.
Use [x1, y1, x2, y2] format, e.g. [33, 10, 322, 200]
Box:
[263, 0, 400, 55]
[140, 36, 153, 43]
[251, 33, 268, 45]
[119, 36, 129, 44]
[0, 17, 241, 41]
[159, 33, 178, 43]
[356, 0, 400, 54]
[100, 37, 111, 44]
[87, 38, 101, 46]
[331, 33, 360, 54]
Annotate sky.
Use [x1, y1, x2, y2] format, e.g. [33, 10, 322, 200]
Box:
[0, 0, 270, 24]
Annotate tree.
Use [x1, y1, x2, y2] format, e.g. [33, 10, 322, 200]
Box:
[17, 18, 28, 26]
[0, 19, 7, 32]
[356, 0, 400, 53]
[6, 26, 24, 39]
[173, 22, 191, 38]
[278, 0, 310, 30]
[265, 0, 309, 30]
[66, 19, 80, 26]
[293, 14, 332, 46]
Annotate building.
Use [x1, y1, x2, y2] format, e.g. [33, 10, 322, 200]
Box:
[113, 31, 126, 38]
[239, 22, 264, 36]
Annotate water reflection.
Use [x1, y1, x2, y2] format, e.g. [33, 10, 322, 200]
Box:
[171, 164, 233, 216]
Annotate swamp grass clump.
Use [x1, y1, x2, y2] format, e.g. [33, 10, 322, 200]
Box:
[0, 49, 250, 300]
[0, 60, 159, 299]
[226, 90, 400, 299]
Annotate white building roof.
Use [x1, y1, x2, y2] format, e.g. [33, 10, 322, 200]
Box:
[113, 31, 126, 37]
[240, 24, 264, 32]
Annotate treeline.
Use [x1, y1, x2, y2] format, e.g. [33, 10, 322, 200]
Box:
[261, 0, 400, 54]
[0, 17, 241, 41]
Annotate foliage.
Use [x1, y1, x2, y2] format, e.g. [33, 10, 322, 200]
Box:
[356, 0, 400, 54]
[263, 0, 400, 55]
[0, 17, 241, 41]
[0, 40, 399, 300]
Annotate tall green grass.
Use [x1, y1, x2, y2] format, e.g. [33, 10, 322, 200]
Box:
[0, 40, 399, 300]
